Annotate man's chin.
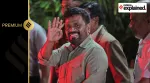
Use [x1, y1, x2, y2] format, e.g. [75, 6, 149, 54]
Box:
[69, 40, 76, 44]
[69, 39, 79, 45]
[135, 35, 142, 39]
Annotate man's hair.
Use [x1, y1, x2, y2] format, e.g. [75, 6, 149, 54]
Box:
[64, 7, 90, 24]
[137, 0, 150, 17]
[79, 2, 105, 25]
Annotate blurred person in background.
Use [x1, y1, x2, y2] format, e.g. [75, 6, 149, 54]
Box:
[129, 0, 150, 83]
[80, 2, 132, 83]
[30, 21, 49, 83]
[29, 4, 49, 83]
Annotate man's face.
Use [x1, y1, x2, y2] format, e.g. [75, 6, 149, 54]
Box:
[84, 8, 99, 34]
[89, 17, 99, 34]
[61, 0, 81, 15]
[129, 13, 149, 39]
[65, 15, 89, 45]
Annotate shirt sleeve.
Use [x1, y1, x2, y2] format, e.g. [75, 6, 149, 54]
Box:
[143, 59, 150, 78]
[143, 69, 150, 78]
[83, 47, 108, 83]
[108, 40, 131, 83]
[38, 43, 70, 66]
[142, 43, 150, 78]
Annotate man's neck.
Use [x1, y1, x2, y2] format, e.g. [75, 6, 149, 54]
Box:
[92, 25, 99, 34]
[143, 32, 150, 39]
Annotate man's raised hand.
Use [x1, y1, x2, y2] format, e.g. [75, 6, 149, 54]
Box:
[47, 17, 64, 42]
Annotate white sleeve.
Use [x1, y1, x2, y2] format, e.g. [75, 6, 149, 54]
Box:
[143, 61, 150, 78]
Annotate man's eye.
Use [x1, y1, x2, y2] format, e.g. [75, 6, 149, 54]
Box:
[75, 24, 79, 28]
[76, 25, 79, 27]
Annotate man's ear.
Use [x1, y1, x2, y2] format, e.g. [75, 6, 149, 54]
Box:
[86, 23, 91, 34]
[93, 17, 99, 24]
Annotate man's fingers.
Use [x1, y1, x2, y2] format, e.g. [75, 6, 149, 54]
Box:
[58, 20, 62, 28]
[48, 20, 51, 34]
[55, 17, 60, 28]
[52, 17, 56, 28]
[59, 30, 63, 39]
[59, 23, 64, 29]
[48, 20, 51, 29]
[58, 20, 64, 29]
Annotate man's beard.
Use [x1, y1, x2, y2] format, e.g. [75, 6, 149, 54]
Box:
[131, 28, 141, 39]
[68, 31, 80, 45]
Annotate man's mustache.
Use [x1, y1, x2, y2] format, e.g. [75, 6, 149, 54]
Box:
[68, 31, 80, 35]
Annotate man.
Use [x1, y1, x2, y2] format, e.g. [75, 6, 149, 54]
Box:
[80, 2, 132, 83]
[129, 0, 150, 83]
[38, 7, 108, 83]
[49, 0, 85, 82]
[52, 1, 131, 83]
[49, 1, 90, 83]
[30, 21, 49, 83]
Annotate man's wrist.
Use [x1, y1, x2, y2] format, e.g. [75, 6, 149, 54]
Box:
[46, 39, 55, 44]
[41, 40, 55, 60]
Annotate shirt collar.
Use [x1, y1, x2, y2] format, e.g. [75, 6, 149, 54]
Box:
[79, 35, 93, 48]
[91, 25, 103, 40]
[143, 33, 150, 42]
[139, 33, 150, 44]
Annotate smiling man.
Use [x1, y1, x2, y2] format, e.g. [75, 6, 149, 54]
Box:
[38, 7, 108, 83]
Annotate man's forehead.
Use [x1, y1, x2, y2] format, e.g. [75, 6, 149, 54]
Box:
[130, 13, 139, 19]
[65, 15, 83, 23]
[130, 13, 135, 18]
[130, 13, 146, 19]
